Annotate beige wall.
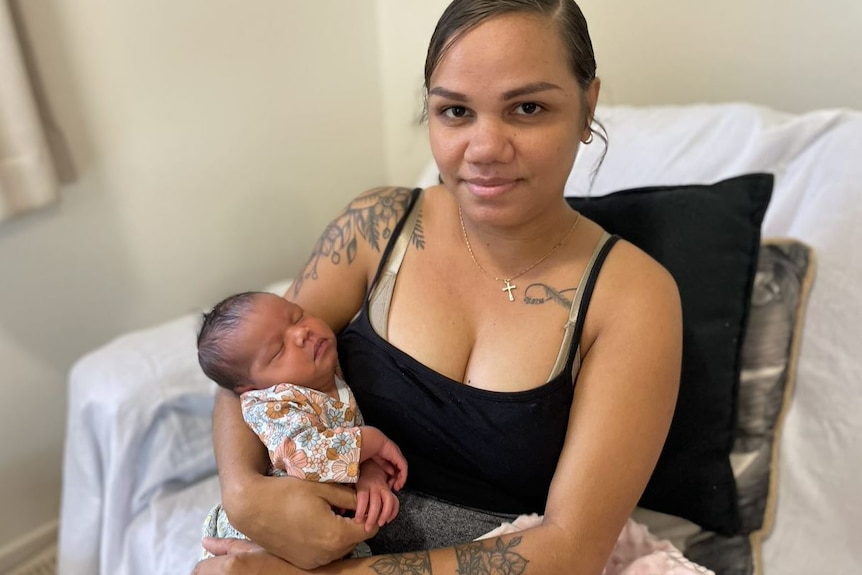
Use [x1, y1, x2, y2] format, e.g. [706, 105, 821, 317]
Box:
[376, 0, 862, 186]
[581, 0, 862, 112]
[374, 1, 444, 187]
[0, 0, 385, 548]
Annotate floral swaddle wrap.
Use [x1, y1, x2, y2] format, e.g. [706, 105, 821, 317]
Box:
[200, 375, 372, 559]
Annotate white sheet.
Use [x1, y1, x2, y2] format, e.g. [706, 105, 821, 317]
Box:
[567, 104, 862, 575]
[59, 314, 219, 575]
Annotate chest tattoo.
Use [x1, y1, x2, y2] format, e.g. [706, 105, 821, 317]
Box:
[523, 283, 577, 309]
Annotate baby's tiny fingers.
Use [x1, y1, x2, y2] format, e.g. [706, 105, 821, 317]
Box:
[380, 492, 396, 526]
[365, 494, 382, 532]
[354, 491, 369, 524]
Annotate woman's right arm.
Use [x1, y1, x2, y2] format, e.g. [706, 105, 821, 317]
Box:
[213, 389, 268, 503]
[213, 187, 417, 568]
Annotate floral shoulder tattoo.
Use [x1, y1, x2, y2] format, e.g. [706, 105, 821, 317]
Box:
[290, 187, 424, 297]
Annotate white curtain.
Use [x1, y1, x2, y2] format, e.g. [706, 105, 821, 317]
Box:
[0, 0, 58, 222]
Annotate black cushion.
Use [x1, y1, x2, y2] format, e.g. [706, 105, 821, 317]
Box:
[566, 173, 773, 535]
[683, 239, 815, 575]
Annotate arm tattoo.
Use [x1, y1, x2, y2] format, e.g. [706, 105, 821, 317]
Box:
[291, 187, 422, 296]
[523, 283, 577, 309]
[454, 536, 529, 575]
[370, 551, 433, 575]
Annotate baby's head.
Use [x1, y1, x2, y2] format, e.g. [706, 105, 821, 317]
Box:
[197, 291, 339, 394]
[197, 291, 260, 393]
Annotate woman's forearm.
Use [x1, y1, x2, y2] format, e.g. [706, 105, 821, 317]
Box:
[312, 524, 602, 575]
[195, 525, 595, 575]
[212, 388, 269, 522]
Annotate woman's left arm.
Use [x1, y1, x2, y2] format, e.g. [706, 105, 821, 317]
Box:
[537, 240, 682, 572]
[195, 242, 682, 575]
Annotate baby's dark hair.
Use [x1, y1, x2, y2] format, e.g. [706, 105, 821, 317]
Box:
[197, 291, 263, 392]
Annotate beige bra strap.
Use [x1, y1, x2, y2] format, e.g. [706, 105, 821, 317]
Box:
[368, 191, 425, 338]
[547, 231, 613, 382]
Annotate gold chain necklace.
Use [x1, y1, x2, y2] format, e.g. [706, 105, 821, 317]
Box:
[458, 204, 581, 302]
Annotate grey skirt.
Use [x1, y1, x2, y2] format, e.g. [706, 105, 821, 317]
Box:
[369, 488, 520, 554]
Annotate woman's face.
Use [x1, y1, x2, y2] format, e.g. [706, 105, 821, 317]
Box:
[428, 13, 599, 226]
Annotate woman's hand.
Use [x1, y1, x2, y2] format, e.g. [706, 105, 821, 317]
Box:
[193, 538, 296, 575]
[225, 474, 373, 569]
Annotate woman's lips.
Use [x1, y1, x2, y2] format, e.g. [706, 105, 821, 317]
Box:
[463, 178, 518, 196]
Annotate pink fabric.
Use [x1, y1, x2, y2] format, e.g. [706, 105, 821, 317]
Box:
[477, 515, 714, 575]
[603, 519, 713, 575]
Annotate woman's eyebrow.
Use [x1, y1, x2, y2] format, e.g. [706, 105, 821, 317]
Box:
[428, 82, 563, 102]
[501, 82, 563, 100]
[428, 86, 468, 101]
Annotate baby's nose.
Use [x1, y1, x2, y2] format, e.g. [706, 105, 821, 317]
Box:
[294, 325, 311, 344]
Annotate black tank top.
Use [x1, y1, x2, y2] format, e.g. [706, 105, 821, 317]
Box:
[338, 189, 619, 515]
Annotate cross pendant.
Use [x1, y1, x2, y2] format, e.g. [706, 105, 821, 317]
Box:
[502, 279, 517, 302]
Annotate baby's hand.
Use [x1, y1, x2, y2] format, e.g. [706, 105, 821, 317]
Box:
[354, 460, 400, 532]
[359, 426, 408, 491]
[372, 437, 408, 491]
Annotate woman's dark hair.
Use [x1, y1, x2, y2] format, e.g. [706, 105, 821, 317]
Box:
[425, 0, 597, 94]
[197, 291, 262, 392]
[424, 0, 607, 183]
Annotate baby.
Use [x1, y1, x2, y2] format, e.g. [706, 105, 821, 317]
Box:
[197, 291, 407, 554]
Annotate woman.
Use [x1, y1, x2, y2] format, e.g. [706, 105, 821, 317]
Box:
[196, 1, 682, 573]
